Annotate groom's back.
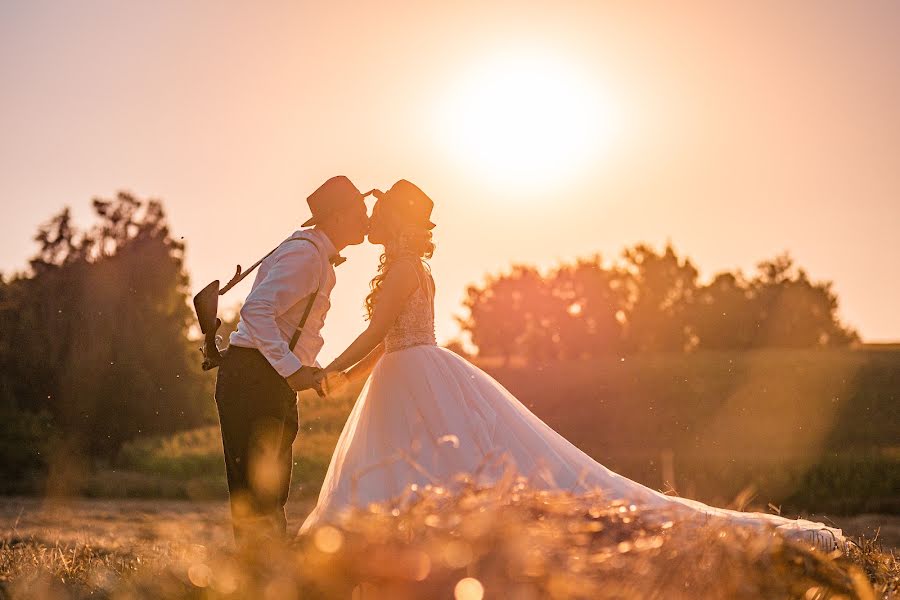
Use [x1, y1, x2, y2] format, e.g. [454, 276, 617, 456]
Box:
[228, 229, 337, 374]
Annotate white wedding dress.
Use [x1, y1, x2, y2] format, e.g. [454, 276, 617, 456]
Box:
[300, 260, 844, 551]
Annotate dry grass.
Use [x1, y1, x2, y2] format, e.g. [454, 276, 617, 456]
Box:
[1, 481, 897, 600]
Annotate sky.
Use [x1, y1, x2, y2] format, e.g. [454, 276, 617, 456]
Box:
[2, 0, 899, 361]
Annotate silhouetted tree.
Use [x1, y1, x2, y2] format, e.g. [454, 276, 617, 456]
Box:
[458, 266, 547, 365]
[689, 271, 758, 350]
[619, 243, 698, 353]
[549, 256, 627, 358]
[459, 244, 857, 362]
[748, 253, 858, 348]
[0, 192, 212, 462]
[459, 259, 630, 363]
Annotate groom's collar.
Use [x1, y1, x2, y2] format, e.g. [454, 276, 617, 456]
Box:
[298, 229, 345, 267]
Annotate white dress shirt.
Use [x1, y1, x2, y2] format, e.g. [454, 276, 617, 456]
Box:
[229, 229, 338, 378]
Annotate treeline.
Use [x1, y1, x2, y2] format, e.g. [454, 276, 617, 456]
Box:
[458, 244, 858, 363]
[0, 193, 209, 483]
[0, 194, 862, 487]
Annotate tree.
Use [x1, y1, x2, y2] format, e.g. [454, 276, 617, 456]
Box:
[549, 256, 627, 358]
[0, 192, 213, 460]
[619, 243, 698, 353]
[748, 253, 858, 348]
[689, 271, 757, 350]
[458, 244, 857, 361]
[459, 259, 630, 364]
[458, 266, 548, 365]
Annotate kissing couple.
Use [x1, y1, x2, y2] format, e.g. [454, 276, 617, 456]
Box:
[214, 175, 844, 551]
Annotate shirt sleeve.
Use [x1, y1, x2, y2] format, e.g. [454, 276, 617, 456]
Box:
[238, 240, 321, 377]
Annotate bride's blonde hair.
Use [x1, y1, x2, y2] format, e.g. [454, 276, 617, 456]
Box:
[365, 225, 434, 320]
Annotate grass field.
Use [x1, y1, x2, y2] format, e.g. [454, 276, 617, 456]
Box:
[0, 487, 897, 599]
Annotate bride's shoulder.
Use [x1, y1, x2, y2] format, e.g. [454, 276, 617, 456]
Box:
[386, 254, 426, 274]
[381, 259, 420, 293]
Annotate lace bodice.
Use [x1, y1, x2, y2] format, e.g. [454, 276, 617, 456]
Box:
[383, 260, 437, 353]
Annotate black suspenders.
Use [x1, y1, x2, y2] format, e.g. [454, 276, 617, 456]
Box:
[284, 237, 323, 353]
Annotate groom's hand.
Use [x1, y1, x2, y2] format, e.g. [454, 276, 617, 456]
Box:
[286, 366, 325, 396]
[321, 371, 350, 397]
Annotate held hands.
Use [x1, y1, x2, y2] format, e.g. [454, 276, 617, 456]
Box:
[285, 366, 349, 398]
[317, 370, 350, 398]
[286, 365, 325, 396]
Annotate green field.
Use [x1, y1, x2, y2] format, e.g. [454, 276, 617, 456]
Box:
[70, 348, 899, 517]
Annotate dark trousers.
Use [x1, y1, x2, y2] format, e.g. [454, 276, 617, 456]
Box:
[214, 345, 299, 543]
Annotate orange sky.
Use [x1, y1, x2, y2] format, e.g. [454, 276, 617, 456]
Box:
[2, 1, 899, 360]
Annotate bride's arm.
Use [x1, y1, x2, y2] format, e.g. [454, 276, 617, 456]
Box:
[345, 342, 384, 383]
[320, 342, 384, 397]
[324, 262, 418, 374]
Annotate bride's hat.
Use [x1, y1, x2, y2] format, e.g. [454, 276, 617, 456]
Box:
[375, 179, 436, 229]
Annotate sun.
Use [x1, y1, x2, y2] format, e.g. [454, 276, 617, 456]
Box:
[438, 51, 621, 191]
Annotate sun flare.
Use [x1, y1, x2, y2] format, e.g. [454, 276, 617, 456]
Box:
[438, 51, 621, 191]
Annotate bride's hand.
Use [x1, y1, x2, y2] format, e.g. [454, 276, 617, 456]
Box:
[321, 371, 350, 397]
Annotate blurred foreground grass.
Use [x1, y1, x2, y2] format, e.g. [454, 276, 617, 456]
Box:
[1, 481, 897, 599]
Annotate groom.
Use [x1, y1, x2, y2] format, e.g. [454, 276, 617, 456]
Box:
[214, 175, 370, 543]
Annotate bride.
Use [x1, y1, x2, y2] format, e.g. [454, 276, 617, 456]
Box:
[299, 180, 844, 551]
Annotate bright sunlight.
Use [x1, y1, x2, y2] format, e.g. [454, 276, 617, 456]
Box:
[438, 51, 622, 191]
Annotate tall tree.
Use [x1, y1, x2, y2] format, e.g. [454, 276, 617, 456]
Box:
[0, 192, 213, 460]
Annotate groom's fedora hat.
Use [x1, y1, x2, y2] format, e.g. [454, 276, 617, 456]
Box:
[302, 176, 375, 227]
